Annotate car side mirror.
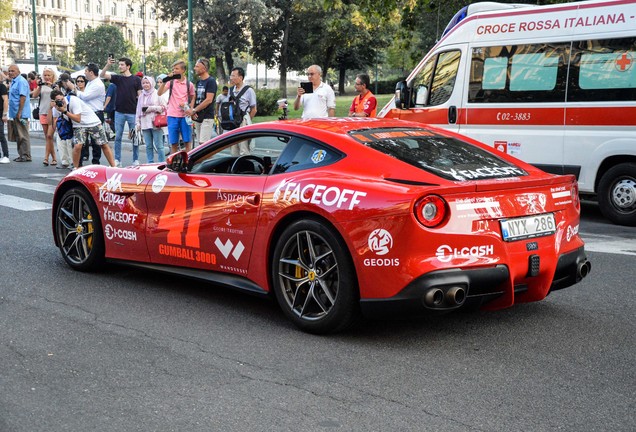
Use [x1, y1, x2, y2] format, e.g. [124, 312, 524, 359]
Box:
[166, 150, 189, 173]
[395, 80, 411, 110]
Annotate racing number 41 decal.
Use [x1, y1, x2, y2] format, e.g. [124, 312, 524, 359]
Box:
[156, 191, 205, 248]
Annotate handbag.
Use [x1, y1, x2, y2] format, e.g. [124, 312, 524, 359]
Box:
[32, 106, 40, 120]
[153, 110, 167, 128]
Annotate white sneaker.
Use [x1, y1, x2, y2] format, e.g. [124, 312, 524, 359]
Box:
[132, 160, 140, 167]
[115, 159, 121, 167]
[0, 156, 10, 164]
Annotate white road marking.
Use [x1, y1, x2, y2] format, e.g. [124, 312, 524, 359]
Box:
[581, 233, 636, 256]
[0, 176, 57, 194]
[31, 173, 67, 181]
[0, 193, 52, 211]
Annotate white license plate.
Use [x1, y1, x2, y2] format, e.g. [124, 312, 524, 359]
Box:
[500, 213, 556, 242]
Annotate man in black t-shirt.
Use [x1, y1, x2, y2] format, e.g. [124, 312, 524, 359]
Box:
[0, 80, 10, 163]
[186, 58, 217, 146]
[100, 57, 142, 166]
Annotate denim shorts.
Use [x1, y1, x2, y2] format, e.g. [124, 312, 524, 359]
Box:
[167, 116, 192, 145]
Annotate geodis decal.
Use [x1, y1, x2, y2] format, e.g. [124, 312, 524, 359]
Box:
[364, 229, 400, 267]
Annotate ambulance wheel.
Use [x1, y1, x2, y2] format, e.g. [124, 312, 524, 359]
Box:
[598, 162, 636, 226]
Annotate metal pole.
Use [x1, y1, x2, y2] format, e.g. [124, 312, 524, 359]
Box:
[142, 2, 146, 75]
[31, 0, 38, 72]
[187, 0, 193, 81]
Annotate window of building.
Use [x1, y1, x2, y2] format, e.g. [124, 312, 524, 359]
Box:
[150, 7, 156, 20]
[111, 3, 116, 16]
[138, 7, 144, 19]
[84, 0, 90, 13]
[127, 29, 133, 41]
[96, 0, 102, 14]
[162, 32, 168, 44]
[174, 33, 180, 48]
[150, 32, 156, 46]
[138, 30, 144, 46]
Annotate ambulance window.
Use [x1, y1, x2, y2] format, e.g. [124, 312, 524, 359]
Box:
[568, 37, 636, 102]
[411, 57, 435, 101]
[510, 53, 559, 91]
[483, 57, 507, 89]
[469, 44, 567, 103]
[429, 50, 461, 106]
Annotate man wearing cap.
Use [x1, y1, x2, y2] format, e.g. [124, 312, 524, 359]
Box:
[186, 58, 217, 146]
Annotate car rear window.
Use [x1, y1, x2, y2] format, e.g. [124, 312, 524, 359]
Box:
[349, 128, 528, 181]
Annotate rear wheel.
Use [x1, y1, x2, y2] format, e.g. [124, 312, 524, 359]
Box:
[55, 187, 105, 271]
[598, 162, 636, 226]
[272, 220, 359, 334]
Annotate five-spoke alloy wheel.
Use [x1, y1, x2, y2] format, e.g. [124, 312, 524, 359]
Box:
[272, 219, 358, 334]
[55, 187, 105, 271]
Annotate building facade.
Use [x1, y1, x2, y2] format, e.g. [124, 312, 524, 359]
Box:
[1, 0, 183, 66]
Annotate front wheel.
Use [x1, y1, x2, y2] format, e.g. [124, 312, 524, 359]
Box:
[271, 220, 359, 334]
[597, 162, 636, 226]
[55, 187, 105, 271]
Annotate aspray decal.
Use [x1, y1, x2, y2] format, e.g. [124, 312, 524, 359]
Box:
[552, 187, 573, 206]
[273, 179, 367, 210]
[436, 244, 494, 263]
[217, 189, 248, 210]
[77, 169, 98, 179]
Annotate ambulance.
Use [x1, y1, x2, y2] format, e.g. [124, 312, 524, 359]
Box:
[380, 0, 636, 226]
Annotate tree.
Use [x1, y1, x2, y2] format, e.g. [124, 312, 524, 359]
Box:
[74, 25, 128, 66]
[157, 0, 267, 84]
[0, 2, 12, 30]
[145, 39, 186, 77]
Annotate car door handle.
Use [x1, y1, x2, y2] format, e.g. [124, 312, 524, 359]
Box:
[448, 106, 457, 124]
[246, 194, 260, 205]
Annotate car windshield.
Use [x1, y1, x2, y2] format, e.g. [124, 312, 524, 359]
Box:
[349, 128, 528, 181]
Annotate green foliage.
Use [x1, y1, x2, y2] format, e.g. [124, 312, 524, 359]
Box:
[74, 25, 127, 66]
[255, 88, 283, 116]
[145, 39, 186, 77]
[0, 2, 12, 30]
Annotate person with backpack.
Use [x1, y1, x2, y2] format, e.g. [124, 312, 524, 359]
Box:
[157, 60, 196, 153]
[186, 58, 217, 146]
[223, 67, 257, 156]
[50, 89, 116, 169]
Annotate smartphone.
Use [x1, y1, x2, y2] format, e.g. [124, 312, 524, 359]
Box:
[300, 82, 313, 94]
[108, 53, 114, 60]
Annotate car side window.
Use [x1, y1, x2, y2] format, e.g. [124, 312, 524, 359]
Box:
[189, 134, 289, 174]
[271, 137, 342, 174]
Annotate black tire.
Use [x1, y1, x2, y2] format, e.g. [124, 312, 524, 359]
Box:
[597, 162, 636, 226]
[54, 187, 105, 271]
[271, 219, 359, 334]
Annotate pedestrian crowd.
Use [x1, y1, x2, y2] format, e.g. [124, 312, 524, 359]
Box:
[0, 59, 377, 169]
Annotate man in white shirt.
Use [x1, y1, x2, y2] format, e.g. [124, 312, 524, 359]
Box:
[67, 63, 106, 164]
[293, 65, 336, 119]
[50, 89, 116, 168]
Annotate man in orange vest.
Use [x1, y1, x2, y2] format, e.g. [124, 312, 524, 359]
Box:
[348, 73, 377, 117]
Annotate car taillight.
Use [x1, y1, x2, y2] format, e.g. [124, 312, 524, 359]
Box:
[414, 195, 448, 228]
[572, 182, 580, 209]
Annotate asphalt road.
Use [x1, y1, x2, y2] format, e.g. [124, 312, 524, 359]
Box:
[1, 136, 634, 431]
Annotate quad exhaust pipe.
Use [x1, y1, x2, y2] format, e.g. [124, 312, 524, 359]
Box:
[424, 286, 466, 309]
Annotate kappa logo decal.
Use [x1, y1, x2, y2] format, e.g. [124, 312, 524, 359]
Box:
[100, 173, 123, 193]
[214, 238, 245, 261]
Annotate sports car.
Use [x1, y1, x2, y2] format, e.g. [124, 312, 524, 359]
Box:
[52, 118, 591, 334]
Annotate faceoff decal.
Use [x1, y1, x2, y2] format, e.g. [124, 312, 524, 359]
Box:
[273, 179, 367, 210]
